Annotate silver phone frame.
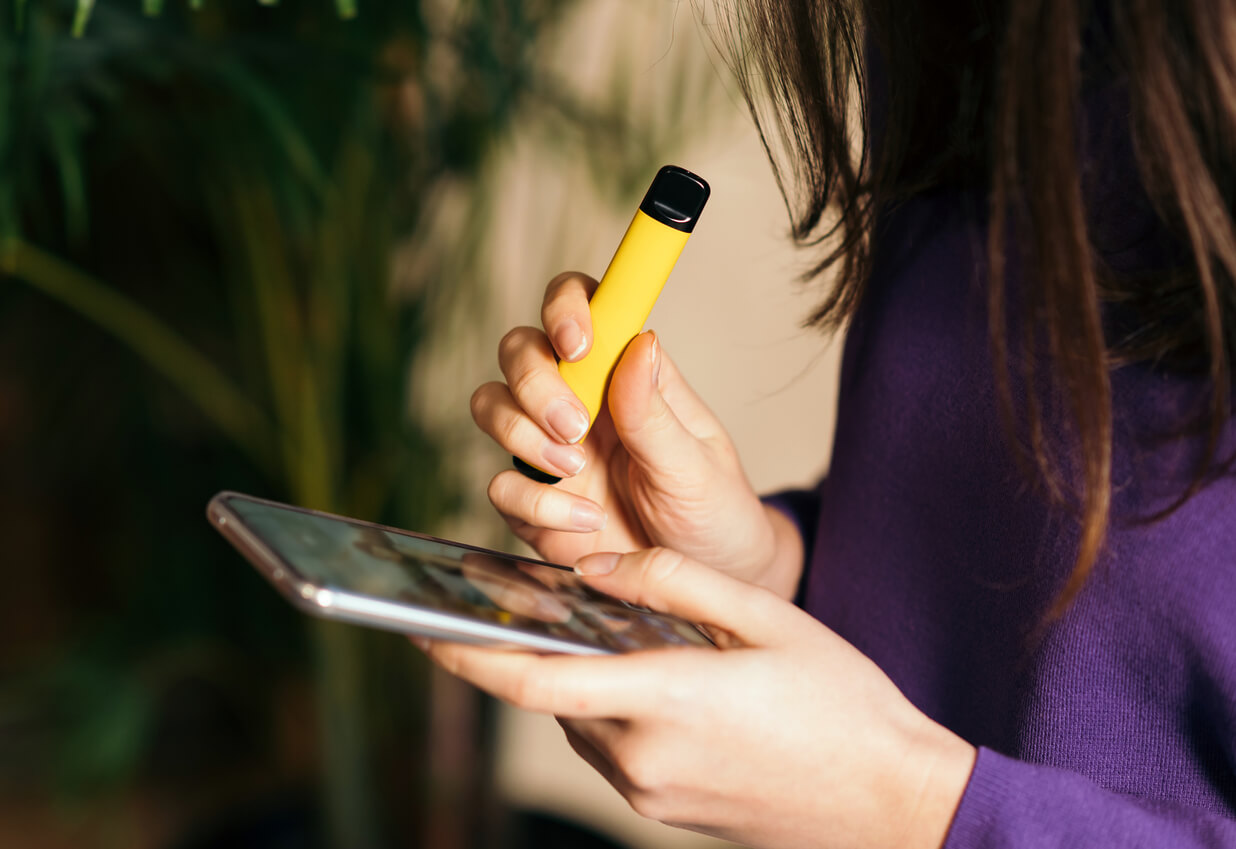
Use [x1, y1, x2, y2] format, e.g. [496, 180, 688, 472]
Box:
[207, 491, 715, 655]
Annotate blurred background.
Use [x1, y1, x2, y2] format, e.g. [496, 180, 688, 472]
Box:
[0, 1, 838, 847]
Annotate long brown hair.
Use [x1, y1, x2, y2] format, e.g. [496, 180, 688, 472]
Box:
[720, 0, 1236, 617]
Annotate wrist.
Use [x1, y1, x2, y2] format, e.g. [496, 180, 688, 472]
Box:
[747, 503, 805, 600]
[892, 717, 977, 849]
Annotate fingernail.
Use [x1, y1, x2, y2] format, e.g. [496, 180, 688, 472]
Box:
[575, 552, 620, 576]
[411, 636, 430, 651]
[547, 398, 589, 444]
[648, 331, 661, 389]
[541, 439, 586, 476]
[555, 318, 588, 362]
[570, 502, 607, 531]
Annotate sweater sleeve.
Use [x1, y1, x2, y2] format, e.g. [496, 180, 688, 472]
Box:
[945, 747, 1236, 848]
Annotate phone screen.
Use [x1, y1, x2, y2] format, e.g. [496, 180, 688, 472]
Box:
[218, 494, 713, 653]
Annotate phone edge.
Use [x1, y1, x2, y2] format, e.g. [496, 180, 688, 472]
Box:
[206, 491, 619, 656]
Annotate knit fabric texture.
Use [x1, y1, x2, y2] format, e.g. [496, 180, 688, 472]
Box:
[766, 181, 1236, 845]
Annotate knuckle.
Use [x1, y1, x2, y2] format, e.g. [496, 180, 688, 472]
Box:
[508, 363, 541, 399]
[544, 271, 574, 299]
[626, 790, 669, 824]
[487, 473, 520, 515]
[486, 474, 505, 507]
[469, 382, 499, 423]
[627, 795, 677, 825]
[469, 384, 487, 420]
[545, 270, 587, 297]
[640, 547, 686, 592]
[507, 670, 548, 709]
[495, 406, 524, 447]
[544, 272, 597, 320]
[430, 644, 462, 677]
[640, 396, 684, 440]
[614, 736, 663, 795]
[497, 326, 537, 364]
[530, 484, 558, 523]
[489, 472, 556, 527]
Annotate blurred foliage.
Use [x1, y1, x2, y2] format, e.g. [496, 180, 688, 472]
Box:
[0, 0, 721, 846]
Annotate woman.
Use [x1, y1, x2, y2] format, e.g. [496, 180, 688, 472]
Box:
[421, 1, 1236, 845]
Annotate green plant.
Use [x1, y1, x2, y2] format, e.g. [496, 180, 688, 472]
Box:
[0, 1, 725, 845]
[1, 1, 568, 844]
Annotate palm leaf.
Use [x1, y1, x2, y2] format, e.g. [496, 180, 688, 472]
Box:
[0, 239, 276, 473]
[71, 0, 95, 37]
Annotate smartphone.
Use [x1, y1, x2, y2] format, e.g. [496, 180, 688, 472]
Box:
[207, 492, 716, 655]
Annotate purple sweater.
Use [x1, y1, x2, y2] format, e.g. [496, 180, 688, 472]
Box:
[767, 179, 1236, 845]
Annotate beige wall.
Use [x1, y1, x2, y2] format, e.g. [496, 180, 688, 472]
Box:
[416, 2, 842, 845]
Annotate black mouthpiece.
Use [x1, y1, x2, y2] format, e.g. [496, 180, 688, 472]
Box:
[638, 165, 710, 233]
[513, 456, 562, 485]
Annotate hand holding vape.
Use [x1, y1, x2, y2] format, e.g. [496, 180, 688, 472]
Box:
[515, 164, 710, 483]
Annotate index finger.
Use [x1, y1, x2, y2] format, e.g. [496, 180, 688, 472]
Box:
[542, 272, 598, 363]
[423, 639, 684, 719]
[576, 548, 818, 649]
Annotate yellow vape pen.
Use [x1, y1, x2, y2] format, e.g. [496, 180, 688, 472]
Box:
[515, 165, 710, 484]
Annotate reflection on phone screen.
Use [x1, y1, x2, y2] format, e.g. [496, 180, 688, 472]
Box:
[228, 498, 711, 652]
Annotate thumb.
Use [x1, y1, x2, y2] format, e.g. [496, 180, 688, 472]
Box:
[574, 548, 812, 647]
[607, 332, 708, 481]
